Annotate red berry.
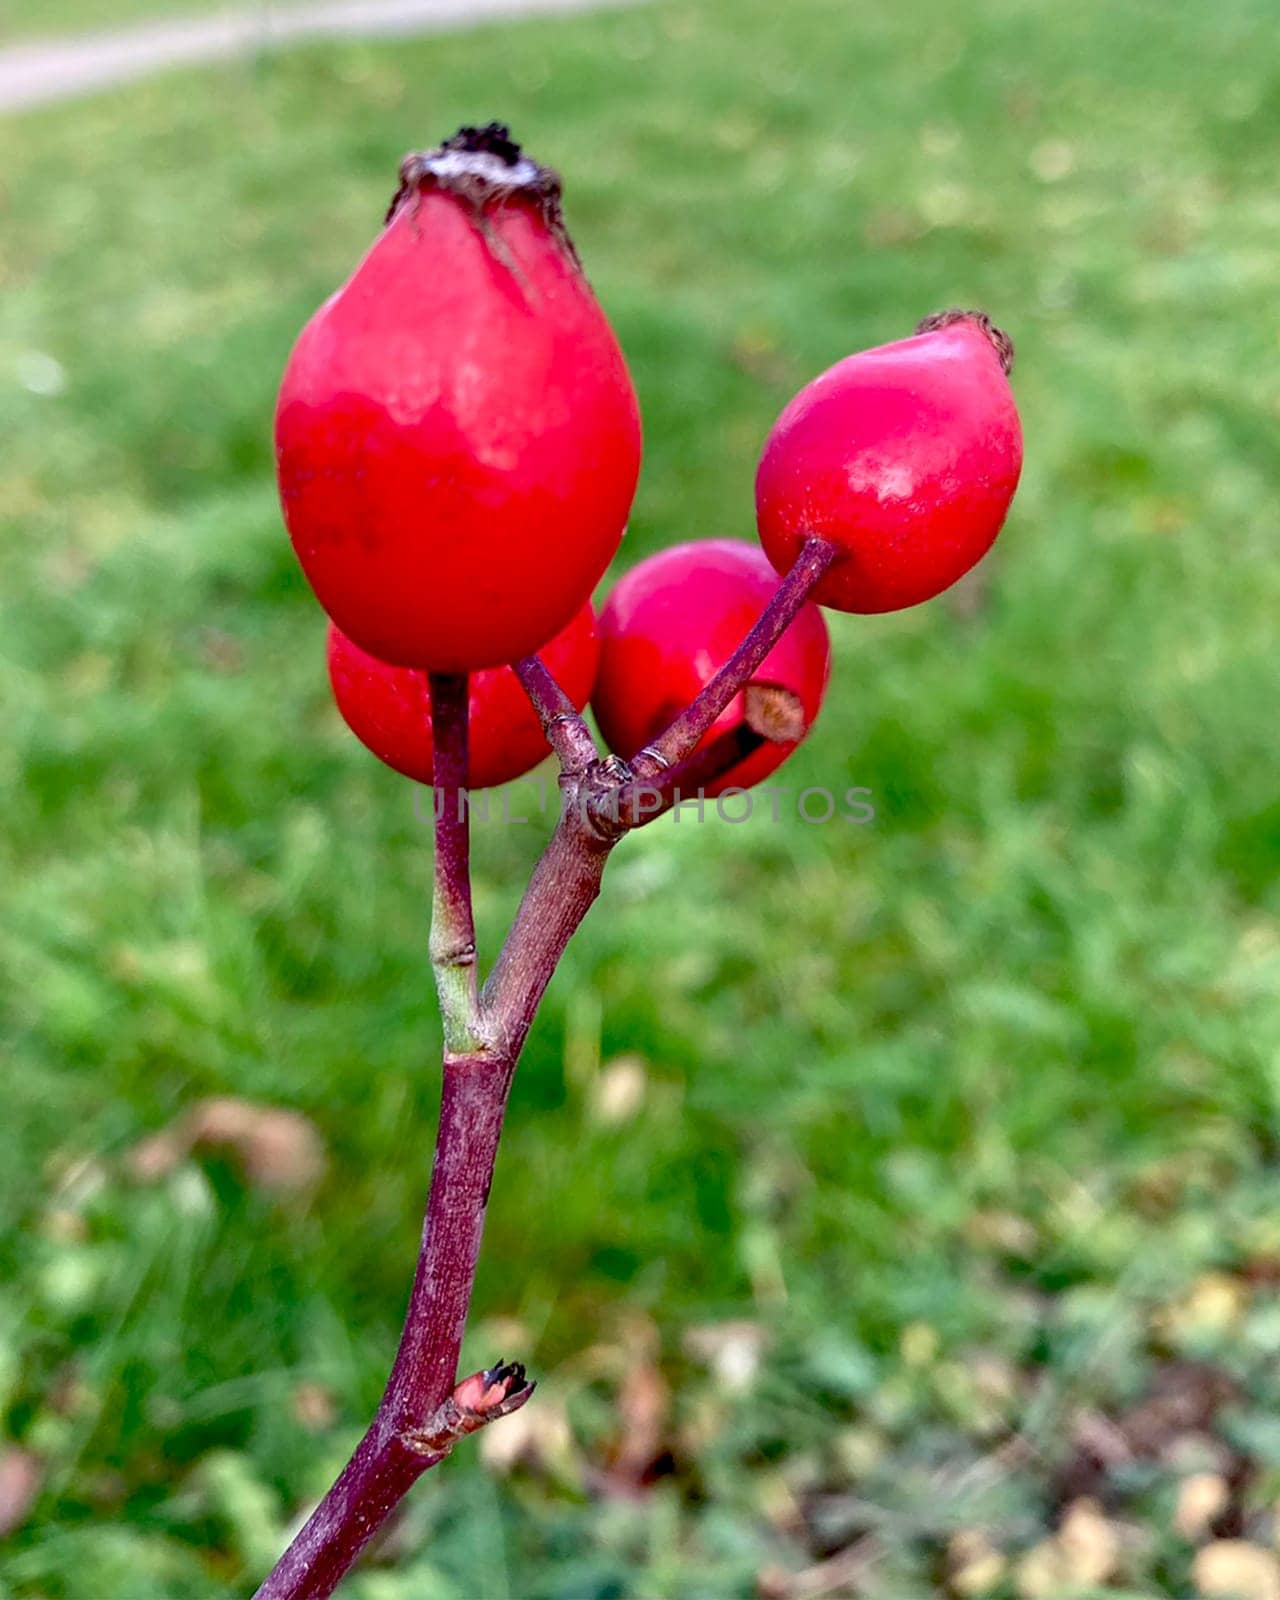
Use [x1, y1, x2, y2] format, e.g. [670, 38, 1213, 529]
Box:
[592, 540, 830, 797]
[328, 603, 599, 790]
[755, 310, 1022, 613]
[276, 124, 642, 672]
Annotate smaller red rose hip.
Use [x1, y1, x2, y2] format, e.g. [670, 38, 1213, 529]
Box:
[592, 540, 830, 797]
[755, 309, 1023, 613]
[329, 605, 599, 790]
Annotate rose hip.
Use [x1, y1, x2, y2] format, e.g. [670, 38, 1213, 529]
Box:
[276, 123, 641, 672]
[592, 540, 830, 796]
[328, 604, 599, 790]
[755, 310, 1022, 613]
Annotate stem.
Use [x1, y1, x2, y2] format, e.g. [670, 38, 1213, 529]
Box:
[383, 1060, 515, 1426]
[427, 673, 484, 1054]
[512, 653, 599, 774]
[257, 545, 836, 1598]
[627, 537, 837, 782]
[259, 784, 614, 1600]
[254, 1058, 522, 1600]
[481, 806, 612, 1059]
[608, 725, 767, 830]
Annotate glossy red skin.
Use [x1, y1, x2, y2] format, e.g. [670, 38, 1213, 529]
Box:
[277, 189, 641, 671]
[592, 540, 830, 797]
[328, 603, 599, 790]
[755, 317, 1022, 613]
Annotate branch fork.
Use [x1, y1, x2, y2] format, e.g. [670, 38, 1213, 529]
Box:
[256, 538, 836, 1600]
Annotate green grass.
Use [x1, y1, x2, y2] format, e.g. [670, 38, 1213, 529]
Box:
[2, 0, 1280, 1595]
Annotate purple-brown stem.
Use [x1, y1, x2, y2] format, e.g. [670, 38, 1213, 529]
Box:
[257, 671, 504, 1600]
[257, 543, 833, 1599]
[255, 1058, 519, 1600]
[481, 805, 613, 1057]
[512, 652, 599, 774]
[426, 673, 484, 1054]
[625, 536, 836, 783]
[605, 724, 767, 831]
[601, 537, 836, 833]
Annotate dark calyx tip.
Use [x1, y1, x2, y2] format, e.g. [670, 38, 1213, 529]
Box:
[915, 308, 1015, 375]
[441, 122, 523, 166]
[386, 122, 575, 262]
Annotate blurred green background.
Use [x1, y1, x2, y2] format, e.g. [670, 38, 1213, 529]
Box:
[2, 0, 1279, 1595]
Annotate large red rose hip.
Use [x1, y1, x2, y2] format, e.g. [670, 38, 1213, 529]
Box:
[328, 604, 599, 790]
[755, 310, 1022, 613]
[592, 540, 830, 797]
[276, 123, 642, 672]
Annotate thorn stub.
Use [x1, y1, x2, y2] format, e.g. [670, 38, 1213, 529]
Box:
[744, 683, 807, 743]
[402, 1361, 537, 1458]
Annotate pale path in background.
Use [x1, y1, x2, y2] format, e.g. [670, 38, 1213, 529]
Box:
[0, 0, 641, 112]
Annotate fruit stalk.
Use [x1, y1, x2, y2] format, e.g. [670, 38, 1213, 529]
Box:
[512, 653, 600, 774]
[426, 673, 485, 1054]
[607, 725, 768, 830]
[616, 535, 837, 794]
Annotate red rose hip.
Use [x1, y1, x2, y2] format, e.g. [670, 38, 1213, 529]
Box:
[276, 123, 642, 671]
[755, 310, 1022, 613]
[329, 603, 599, 790]
[592, 540, 830, 796]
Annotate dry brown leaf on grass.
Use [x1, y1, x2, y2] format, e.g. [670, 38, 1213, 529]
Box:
[128, 1097, 326, 1194]
[682, 1319, 768, 1392]
[1014, 1499, 1119, 1599]
[1193, 1541, 1280, 1600]
[1054, 1360, 1239, 1507]
[590, 1313, 671, 1496]
[0, 1447, 42, 1537]
[603, 1358, 670, 1493]
[479, 1392, 576, 1482]
[589, 1055, 648, 1126]
[947, 1530, 1006, 1596]
[756, 1535, 881, 1600]
[290, 1383, 337, 1433]
[1176, 1472, 1233, 1541]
